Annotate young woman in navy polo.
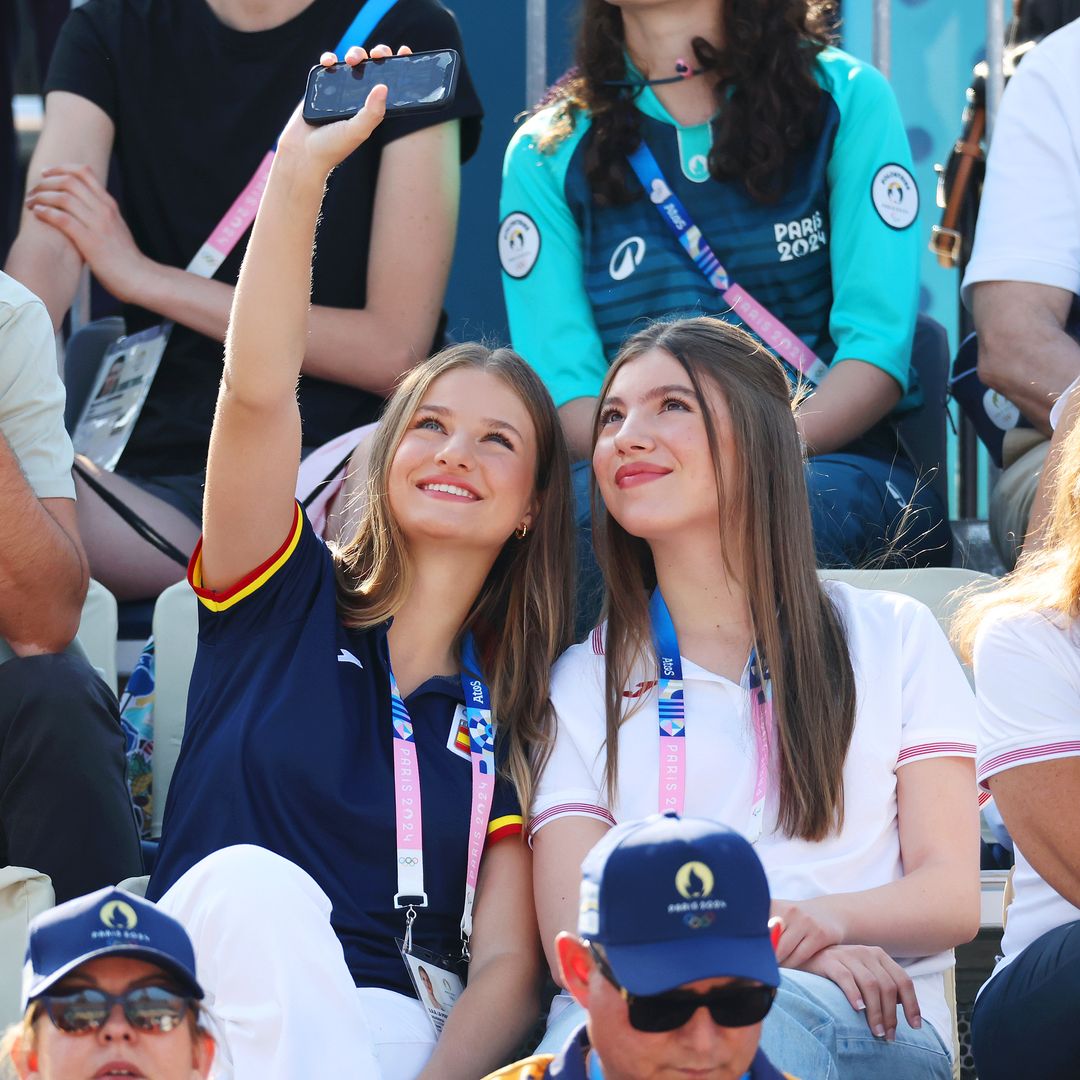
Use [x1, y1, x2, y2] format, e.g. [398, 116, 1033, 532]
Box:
[530, 318, 980, 1079]
[144, 46, 574, 1080]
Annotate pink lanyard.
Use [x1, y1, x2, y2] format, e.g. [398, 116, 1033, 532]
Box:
[650, 590, 773, 842]
[390, 636, 496, 958]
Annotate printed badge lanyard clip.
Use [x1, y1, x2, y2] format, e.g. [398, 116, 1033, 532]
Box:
[650, 590, 773, 842]
[391, 634, 496, 960]
[626, 142, 831, 389]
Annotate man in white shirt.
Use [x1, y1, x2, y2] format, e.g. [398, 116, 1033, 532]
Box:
[962, 17, 1080, 568]
[0, 270, 140, 900]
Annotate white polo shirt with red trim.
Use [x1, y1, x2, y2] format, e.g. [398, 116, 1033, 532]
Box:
[533, 581, 976, 1045]
[975, 608, 1080, 982]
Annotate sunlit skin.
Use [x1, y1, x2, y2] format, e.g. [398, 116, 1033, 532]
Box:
[386, 367, 538, 554]
[14, 957, 214, 1080]
[593, 348, 738, 547]
[557, 935, 763, 1080]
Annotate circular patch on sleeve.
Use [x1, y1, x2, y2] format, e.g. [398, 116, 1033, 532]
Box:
[498, 212, 541, 279]
[870, 164, 919, 230]
[984, 388, 1021, 431]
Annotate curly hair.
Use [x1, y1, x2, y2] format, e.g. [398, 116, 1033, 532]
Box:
[538, 0, 838, 206]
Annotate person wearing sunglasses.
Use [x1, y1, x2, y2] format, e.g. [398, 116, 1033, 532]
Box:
[485, 814, 795, 1080]
[4, 886, 214, 1080]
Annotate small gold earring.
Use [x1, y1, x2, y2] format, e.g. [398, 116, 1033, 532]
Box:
[515, 522, 529, 540]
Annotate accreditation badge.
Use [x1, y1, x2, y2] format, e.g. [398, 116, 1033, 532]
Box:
[397, 940, 465, 1037]
[72, 323, 170, 470]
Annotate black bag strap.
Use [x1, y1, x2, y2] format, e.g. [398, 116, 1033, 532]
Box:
[74, 461, 190, 568]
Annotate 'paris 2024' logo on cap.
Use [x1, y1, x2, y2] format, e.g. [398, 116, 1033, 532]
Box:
[99, 900, 138, 931]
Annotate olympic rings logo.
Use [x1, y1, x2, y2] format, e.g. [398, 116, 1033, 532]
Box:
[398, 856, 419, 866]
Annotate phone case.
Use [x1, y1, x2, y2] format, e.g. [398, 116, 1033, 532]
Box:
[302, 49, 460, 125]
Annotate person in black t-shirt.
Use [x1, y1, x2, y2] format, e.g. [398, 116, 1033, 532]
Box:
[4, 0, 483, 602]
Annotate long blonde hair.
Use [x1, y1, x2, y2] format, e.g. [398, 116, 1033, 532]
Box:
[954, 413, 1080, 660]
[592, 318, 856, 841]
[333, 343, 575, 812]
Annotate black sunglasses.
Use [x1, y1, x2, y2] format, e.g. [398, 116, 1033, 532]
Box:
[587, 942, 775, 1033]
[36, 985, 193, 1035]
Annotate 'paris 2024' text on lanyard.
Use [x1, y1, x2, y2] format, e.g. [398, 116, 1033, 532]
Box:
[649, 590, 774, 843]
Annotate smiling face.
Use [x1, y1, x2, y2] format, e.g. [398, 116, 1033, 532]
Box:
[593, 348, 736, 547]
[17, 957, 213, 1080]
[386, 367, 539, 556]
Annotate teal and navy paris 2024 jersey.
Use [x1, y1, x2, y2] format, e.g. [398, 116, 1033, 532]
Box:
[499, 47, 922, 414]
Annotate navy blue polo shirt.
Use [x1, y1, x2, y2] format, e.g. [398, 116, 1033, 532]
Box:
[147, 505, 523, 998]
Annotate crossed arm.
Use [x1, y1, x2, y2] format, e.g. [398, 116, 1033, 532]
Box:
[5, 90, 460, 395]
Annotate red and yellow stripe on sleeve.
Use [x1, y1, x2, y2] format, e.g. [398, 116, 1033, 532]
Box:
[188, 503, 304, 613]
[486, 814, 524, 847]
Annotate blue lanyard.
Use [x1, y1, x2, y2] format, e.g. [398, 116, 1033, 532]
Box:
[649, 590, 774, 841]
[625, 141, 831, 387]
[335, 0, 401, 55]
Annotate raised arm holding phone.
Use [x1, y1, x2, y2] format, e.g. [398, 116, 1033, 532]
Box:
[142, 45, 575, 1080]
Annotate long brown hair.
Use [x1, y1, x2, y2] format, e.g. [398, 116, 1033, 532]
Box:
[593, 318, 855, 840]
[333, 343, 576, 812]
[539, 0, 837, 205]
[953, 413, 1080, 661]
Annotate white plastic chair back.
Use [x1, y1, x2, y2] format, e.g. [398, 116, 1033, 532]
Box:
[77, 579, 119, 693]
[819, 566, 996, 680]
[0, 868, 55, 1028]
[150, 580, 200, 838]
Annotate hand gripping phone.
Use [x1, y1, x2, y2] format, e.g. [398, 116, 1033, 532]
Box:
[303, 49, 459, 125]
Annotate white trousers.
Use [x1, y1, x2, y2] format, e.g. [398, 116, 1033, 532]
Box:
[157, 844, 436, 1080]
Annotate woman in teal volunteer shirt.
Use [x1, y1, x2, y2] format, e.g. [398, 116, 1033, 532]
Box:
[500, 0, 950, 626]
[147, 46, 574, 1080]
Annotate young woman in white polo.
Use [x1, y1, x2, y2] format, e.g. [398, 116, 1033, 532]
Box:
[531, 317, 980, 1080]
[955, 379, 1080, 1080]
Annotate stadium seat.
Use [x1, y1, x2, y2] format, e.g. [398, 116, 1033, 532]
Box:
[149, 580, 199, 838]
[77, 578, 119, 694]
[62, 316, 126, 434]
[819, 565, 995, 676]
[0, 868, 54, 1027]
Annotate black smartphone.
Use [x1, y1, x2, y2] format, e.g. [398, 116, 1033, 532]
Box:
[303, 49, 459, 125]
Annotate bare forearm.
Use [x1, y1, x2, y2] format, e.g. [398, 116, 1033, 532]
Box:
[973, 282, 1080, 433]
[222, 151, 329, 408]
[136, 261, 419, 394]
[4, 219, 84, 331]
[797, 359, 903, 456]
[0, 441, 86, 652]
[418, 954, 540, 1080]
[803, 864, 978, 958]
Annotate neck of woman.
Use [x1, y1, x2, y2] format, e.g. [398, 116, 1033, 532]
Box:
[649, 528, 754, 682]
[619, 1, 725, 127]
[386, 543, 495, 698]
[204, 0, 311, 32]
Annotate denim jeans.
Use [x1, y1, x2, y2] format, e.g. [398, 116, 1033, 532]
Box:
[760, 970, 951, 1080]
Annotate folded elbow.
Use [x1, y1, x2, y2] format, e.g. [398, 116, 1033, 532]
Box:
[975, 335, 1014, 396]
[954, 906, 981, 946]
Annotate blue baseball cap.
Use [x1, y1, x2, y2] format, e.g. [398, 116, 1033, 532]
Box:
[577, 813, 779, 996]
[22, 887, 203, 1010]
